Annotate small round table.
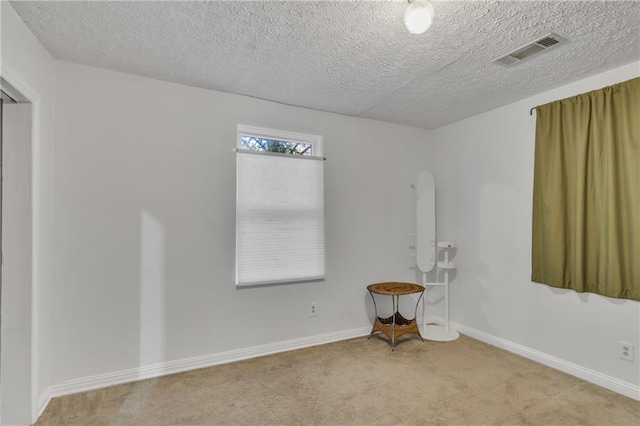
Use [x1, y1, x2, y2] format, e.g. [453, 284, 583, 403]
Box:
[367, 282, 425, 350]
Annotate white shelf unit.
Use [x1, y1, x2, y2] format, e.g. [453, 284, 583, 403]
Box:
[422, 242, 459, 342]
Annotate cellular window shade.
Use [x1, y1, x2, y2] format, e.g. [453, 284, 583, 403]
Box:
[236, 151, 325, 286]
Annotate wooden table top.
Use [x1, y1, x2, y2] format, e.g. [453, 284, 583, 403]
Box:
[367, 282, 424, 295]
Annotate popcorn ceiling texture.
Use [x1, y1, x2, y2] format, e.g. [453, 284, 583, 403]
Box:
[12, 1, 640, 129]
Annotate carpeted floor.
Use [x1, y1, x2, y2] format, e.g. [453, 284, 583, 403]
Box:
[36, 334, 640, 425]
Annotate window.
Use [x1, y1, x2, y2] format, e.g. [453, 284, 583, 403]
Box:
[235, 125, 325, 286]
[240, 135, 313, 156]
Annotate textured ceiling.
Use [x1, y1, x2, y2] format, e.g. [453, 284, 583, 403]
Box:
[10, 1, 640, 129]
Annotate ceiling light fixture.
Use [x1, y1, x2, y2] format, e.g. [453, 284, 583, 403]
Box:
[404, 0, 435, 35]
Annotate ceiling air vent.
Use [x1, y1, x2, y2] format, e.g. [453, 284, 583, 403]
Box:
[493, 33, 566, 67]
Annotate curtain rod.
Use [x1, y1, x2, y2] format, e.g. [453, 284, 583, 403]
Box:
[530, 107, 536, 116]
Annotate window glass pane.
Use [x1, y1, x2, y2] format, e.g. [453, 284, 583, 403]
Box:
[240, 136, 312, 156]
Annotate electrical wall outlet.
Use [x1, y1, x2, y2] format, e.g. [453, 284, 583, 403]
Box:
[619, 341, 634, 362]
[309, 302, 318, 317]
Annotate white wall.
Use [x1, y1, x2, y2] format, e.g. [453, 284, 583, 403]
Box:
[1, 2, 56, 422]
[431, 61, 640, 391]
[51, 61, 435, 384]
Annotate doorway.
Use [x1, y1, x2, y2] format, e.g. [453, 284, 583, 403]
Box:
[0, 78, 33, 425]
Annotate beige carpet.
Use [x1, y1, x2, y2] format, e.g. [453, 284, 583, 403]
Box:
[36, 335, 639, 425]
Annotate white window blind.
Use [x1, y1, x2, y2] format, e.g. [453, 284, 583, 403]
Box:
[236, 150, 325, 286]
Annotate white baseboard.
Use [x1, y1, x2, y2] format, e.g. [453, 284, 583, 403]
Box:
[37, 387, 52, 420]
[426, 317, 640, 401]
[37, 325, 371, 418]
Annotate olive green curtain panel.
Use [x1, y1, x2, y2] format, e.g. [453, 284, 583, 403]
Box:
[532, 77, 640, 301]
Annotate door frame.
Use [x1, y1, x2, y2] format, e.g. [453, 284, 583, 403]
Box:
[1, 65, 43, 423]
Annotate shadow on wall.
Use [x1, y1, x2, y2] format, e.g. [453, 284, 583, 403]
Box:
[477, 182, 529, 333]
[363, 292, 376, 325]
[545, 284, 633, 306]
[363, 289, 424, 327]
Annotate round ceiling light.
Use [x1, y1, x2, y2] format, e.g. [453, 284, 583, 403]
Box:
[404, 0, 435, 35]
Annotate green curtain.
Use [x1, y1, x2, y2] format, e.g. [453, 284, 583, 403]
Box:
[532, 77, 640, 301]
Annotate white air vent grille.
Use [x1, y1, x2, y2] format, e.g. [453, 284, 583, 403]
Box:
[493, 33, 567, 67]
[536, 36, 560, 48]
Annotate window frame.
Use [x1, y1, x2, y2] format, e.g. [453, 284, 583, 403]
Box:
[235, 124, 325, 287]
[236, 124, 323, 157]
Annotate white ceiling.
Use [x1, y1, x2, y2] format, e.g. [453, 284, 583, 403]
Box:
[11, 1, 640, 129]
